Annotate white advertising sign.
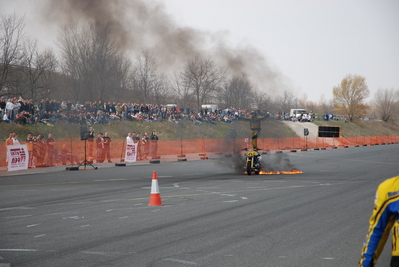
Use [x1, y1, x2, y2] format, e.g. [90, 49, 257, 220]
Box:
[124, 142, 138, 163]
[7, 144, 29, 172]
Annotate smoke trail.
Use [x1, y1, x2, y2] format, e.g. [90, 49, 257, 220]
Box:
[260, 153, 296, 172]
[39, 0, 290, 96]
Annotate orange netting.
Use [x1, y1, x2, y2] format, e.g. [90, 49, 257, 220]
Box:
[1, 136, 399, 168]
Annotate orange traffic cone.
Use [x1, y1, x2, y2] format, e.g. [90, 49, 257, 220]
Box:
[148, 171, 163, 206]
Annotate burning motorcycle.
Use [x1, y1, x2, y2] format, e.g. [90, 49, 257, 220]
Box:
[245, 149, 262, 175]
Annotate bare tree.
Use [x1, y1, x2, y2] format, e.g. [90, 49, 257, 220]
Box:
[219, 74, 253, 109]
[275, 90, 298, 114]
[0, 13, 25, 96]
[170, 72, 193, 108]
[181, 56, 225, 111]
[253, 88, 271, 111]
[333, 74, 370, 122]
[58, 23, 92, 101]
[132, 50, 166, 103]
[305, 100, 317, 114]
[374, 88, 398, 122]
[13, 38, 58, 101]
[151, 74, 172, 105]
[58, 22, 130, 102]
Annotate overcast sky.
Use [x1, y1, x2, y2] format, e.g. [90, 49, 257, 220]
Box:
[162, 0, 399, 102]
[1, 0, 398, 103]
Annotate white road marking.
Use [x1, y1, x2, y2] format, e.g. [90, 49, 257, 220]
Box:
[223, 200, 238, 203]
[80, 225, 90, 228]
[163, 258, 198, 265]
[0, 249, 37, 252]
[27, 224, 40, 228]
[0, 207, 34, 211]
[5, 215, 32, 218]
[45, 212, 79, 216]
[80, 251, 137, 256]
[50, 189, 73, 191]
[63, 216, 83, 219]
[80, 251, 111, 256]
[34, 234, 46, 238]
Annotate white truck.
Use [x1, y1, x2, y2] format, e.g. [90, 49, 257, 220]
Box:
[290, 109, 308, 120]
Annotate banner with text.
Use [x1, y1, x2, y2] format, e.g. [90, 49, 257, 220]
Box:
[7, 144, 29, 172]
[125, 142, 138, 162]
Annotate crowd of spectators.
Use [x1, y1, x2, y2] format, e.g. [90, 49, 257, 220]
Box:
[0, 96, 264, 126]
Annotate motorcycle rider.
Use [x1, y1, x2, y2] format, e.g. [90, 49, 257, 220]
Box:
[239, 110, 268, 151]
[359, 175, 399, 267]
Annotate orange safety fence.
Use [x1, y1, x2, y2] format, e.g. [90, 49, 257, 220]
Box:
[1, 136, 399, 168]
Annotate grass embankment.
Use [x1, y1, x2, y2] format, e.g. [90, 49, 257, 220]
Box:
[312, 119, 399, 137]
[0, 118, 296, 142]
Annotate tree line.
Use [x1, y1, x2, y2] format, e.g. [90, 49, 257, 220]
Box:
[1, 13, 398, 123]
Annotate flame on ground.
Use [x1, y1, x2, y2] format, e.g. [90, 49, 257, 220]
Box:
[245, 169, 303, 175]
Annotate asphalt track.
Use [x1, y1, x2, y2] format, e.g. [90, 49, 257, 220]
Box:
[1, 144, 398, 267]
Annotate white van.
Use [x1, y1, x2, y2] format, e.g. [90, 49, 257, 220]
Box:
[201, 104, 218, 113]
[290, 109, 308, 118]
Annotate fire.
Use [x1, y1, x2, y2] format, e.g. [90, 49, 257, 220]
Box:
[244, 169, 303, 175]
[260, 169, 303, 175]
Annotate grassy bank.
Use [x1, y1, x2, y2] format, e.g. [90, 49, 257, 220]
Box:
[313, 119, 399, 137]
[0, 118, 296, 142]
[2, 118, 398, 142]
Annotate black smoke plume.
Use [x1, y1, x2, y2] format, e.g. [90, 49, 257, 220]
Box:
[39, 0, 289, 95]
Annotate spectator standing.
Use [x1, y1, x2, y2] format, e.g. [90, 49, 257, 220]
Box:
[6, 98, 14, 120]
[33, 135, 45, 166]
[96, 133, 104, 163]
[75, 101, 82, 112]
[46, 133, 56, 166]
[12, 134, 20, 145]
[141, 132, 150, 160]
[126, 133, 133, 144]
[5, 133, 13, 162]
[149, 131, 159, 158]
[134, 132, 142, 160]
[103, 132, 112, 163]
[0, 97, 6, 117]
[13, 99, 21, 120]
[26, 134, 34, 168]
[61, 100, 67, 111]
[66, 100, 72, 113]
[87, 127, 94, 161]
[44, 98, 50, 112]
